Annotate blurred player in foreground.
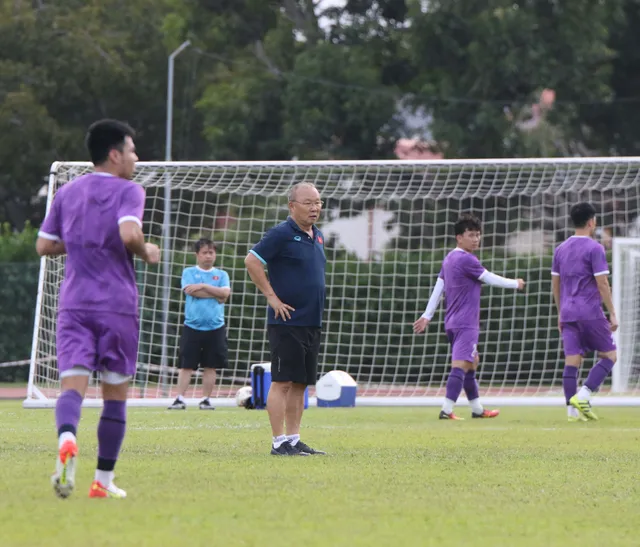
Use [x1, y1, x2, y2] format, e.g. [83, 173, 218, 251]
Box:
[413, 214, 525, 420]
[552, 202, 617, 421]
[36, 119, 160, 499]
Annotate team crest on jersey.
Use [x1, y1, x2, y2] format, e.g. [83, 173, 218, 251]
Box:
[317, 235, 323, 244]
[213, 275, 219, 280]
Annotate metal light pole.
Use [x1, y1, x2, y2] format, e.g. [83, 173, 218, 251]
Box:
[160, 40, 191, 397]
[165, 40, 191, 162]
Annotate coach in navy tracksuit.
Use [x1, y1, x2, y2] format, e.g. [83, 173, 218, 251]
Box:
[245, 182, 327, 457]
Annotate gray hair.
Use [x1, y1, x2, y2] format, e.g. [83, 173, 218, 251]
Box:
[288, 182, 318, 202]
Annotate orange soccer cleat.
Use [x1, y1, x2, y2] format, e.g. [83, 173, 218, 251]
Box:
[472, 409, 500, 419]
[88, 480, 127, 499]
[439, 410, 465, 420]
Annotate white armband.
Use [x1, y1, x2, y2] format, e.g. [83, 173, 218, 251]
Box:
[421, 277, 445, 320]
[479, 270, 519, 289]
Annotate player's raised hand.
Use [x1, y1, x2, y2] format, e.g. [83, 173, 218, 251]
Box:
[143, 242, 161, 265]
[413, 317, 430, 334]
[267, 294, 295, 321]
[516, 279, 526, 290]
[610, 314, 619, 332]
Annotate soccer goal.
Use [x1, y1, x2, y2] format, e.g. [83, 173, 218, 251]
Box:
[25, 158, 640, 408]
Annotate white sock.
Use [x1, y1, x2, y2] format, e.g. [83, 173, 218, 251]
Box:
[58, 431, 76, 450]
[469, 398, 483, 414]
[272, 435, 287, 449]
[442, 398, 455, 414]
[577, 386, 592, 401]
[287, 434, 300, 446]
[568, 406, 579, 418]
[95, 470, 114, 486]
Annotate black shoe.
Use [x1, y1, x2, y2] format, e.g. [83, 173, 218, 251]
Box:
[295, 441, 326, 455]
[270, 441, 309, 456]
[168, 398, 186, 410]
[199, 398, 215, 410]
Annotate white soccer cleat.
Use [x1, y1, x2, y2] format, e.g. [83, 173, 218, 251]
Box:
[52, 439, 78, 499]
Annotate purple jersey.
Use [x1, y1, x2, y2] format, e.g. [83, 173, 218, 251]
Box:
[38, 172, 145, 317]
[439, 248, 487, 330]
[551, 236, 609, 323]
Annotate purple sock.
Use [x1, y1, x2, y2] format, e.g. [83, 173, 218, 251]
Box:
[55, 389, 83, 437]
[585, 358, 615, 392]
[97, 400, 127, 472]
[562, 366, 579, 405]
[463, 370, 479, 401]
[445, 368, 465, 402]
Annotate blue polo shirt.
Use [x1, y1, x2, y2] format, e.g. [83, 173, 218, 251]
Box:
[250, 217, 326, 327]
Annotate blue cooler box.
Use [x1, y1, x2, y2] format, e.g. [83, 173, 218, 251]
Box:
[316, 370, 357, 407]
[250, 362, 309, 410]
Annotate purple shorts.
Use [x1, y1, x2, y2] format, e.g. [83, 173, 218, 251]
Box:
[561, 318, 616, 357]
[57, 310, 139, 377]
[446, 328, 479, 363]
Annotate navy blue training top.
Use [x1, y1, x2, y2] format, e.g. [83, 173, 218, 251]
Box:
[250, 217, 326, 327]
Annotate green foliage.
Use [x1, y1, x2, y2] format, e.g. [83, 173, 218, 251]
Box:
[0, 263, 38, 381]
[0, 223, 38, 263]
[283, 43, 397, 159]
[0, 224, 39, 380]
[410, 0, 623, 158]
[2, 0, 640, 232]
[0, 0, 182, 228]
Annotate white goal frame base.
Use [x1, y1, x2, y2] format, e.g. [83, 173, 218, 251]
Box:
[22, 396, 640, 409]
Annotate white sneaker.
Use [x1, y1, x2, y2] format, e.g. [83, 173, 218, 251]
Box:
[52, 439, 78, 499]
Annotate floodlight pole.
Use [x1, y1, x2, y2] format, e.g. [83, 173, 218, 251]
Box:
[160, 40, 191, 397]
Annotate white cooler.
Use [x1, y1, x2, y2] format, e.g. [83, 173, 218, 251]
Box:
[316, 370, 357, 407]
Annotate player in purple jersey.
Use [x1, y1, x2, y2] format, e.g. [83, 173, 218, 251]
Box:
[36, 120, 160, 499]
[413, 214, 525, 420]
[552, 202, 617, 422]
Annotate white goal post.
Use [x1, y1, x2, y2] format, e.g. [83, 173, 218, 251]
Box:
[612, 238, 640, 394]
[25, 158, 640, 408]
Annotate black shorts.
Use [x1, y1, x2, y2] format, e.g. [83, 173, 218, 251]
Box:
[179, 325, 228, 370]
[268, 325, 321, 385]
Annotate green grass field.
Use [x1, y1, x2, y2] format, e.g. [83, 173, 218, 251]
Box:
[1, 401, 639, 547]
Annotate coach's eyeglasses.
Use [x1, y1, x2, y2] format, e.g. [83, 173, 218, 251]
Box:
[292, 200, 324, 208]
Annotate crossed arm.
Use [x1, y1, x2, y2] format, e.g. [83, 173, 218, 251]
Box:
[184, 284, 230, 303]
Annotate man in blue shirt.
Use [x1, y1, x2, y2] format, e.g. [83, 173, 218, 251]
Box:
[245, 182, 327, 456]
[168, 238, 231, 410]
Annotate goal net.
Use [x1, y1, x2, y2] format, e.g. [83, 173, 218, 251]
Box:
[25, 159, 640, 408]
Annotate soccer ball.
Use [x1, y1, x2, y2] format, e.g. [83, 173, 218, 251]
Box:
[235, 386, 253, 408]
